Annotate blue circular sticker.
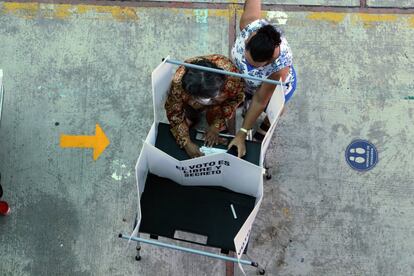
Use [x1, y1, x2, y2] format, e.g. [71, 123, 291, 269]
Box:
[345, 140, 378, 171]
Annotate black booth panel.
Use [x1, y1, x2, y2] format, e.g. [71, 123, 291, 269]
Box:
[139, 174, 256, 251]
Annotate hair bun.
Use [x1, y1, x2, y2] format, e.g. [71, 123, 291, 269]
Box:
[257, 25, 281, 46]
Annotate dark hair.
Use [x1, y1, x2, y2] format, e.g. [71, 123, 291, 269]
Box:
[182, 60, 226, 99]
[246, 25, 281, 62]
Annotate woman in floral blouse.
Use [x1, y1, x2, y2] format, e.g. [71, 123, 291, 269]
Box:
[165, 54, 245, 158]
[228, 0, 296, 157]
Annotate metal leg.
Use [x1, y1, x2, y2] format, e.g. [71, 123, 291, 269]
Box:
[132, 214, 141, 261]
[265, 170, 272, 180]
[135, 233, 142, 261]
[246, 254, 266, 275]
[264, 161, 272, 180]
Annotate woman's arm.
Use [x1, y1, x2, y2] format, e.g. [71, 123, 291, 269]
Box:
[240, 0, 262, 31]
[228, 67, 290, 157]
[165, 80, 191, 148]
[165, 81, 204, 158]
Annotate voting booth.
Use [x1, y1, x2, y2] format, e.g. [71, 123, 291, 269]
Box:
[119, 58, 286, 275]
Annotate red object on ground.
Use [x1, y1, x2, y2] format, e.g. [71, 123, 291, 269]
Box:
[0, 201, 10, 216]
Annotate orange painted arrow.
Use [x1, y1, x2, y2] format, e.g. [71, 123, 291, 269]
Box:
[60, 124, 110, 160]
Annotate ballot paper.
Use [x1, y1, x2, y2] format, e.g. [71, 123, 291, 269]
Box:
[200, 146, 227, 155]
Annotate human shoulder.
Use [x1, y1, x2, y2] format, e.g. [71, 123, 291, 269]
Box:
[240, 19, 268, 38]
[203, 54, 238, 72]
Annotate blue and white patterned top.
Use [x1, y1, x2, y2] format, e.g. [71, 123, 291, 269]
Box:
[231, 19, 294, 96]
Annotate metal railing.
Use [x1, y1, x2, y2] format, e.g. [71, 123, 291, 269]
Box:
[165, 58, 289, 86]
[118, 234, 258, 267]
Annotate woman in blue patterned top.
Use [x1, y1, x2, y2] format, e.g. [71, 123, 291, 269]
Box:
[228, 0, 297, 157]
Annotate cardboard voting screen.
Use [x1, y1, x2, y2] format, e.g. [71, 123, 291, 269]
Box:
[135, 125, 264, 267]
[133, 59, 279, 274]
[140, 122, 263, 198]
[135, 123, 264, 271]
[151, 57, 175, 124]
[234, 197, 263, 273]
[260, 80, 285, 166]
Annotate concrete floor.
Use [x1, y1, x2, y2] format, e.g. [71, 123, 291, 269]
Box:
[0, 1, 413, 276]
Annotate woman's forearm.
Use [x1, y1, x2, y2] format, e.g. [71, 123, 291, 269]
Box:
[241, 93, 267, 131]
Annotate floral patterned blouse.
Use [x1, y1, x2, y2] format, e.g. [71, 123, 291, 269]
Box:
[231, 19, 294, 96]
[165, 54, 245, 148]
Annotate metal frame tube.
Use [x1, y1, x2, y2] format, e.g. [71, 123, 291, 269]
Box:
[119, 234, 254, 266]
[165, 59, 288, 86]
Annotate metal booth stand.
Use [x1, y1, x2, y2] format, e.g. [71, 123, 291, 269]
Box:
[118, 58, 287, 275]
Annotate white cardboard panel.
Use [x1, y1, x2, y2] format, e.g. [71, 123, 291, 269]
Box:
[221, 154, 263, 198]
[151, 58, 175, 124]
[234, 197, 263, 275]
[145, 122, 158, 145]
[140, 144, 263, 198]
[260, 81, 285, 166]
[145, 142, 184, 185]
[134, 138, 150, 236]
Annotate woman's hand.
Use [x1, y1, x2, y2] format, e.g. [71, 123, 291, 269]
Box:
[227, 131, 247, 158]
[184, 141, 204, 158]
[204, 126, 220, 147]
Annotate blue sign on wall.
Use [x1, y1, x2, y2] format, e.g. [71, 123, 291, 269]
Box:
[345, 140, 378, 172]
